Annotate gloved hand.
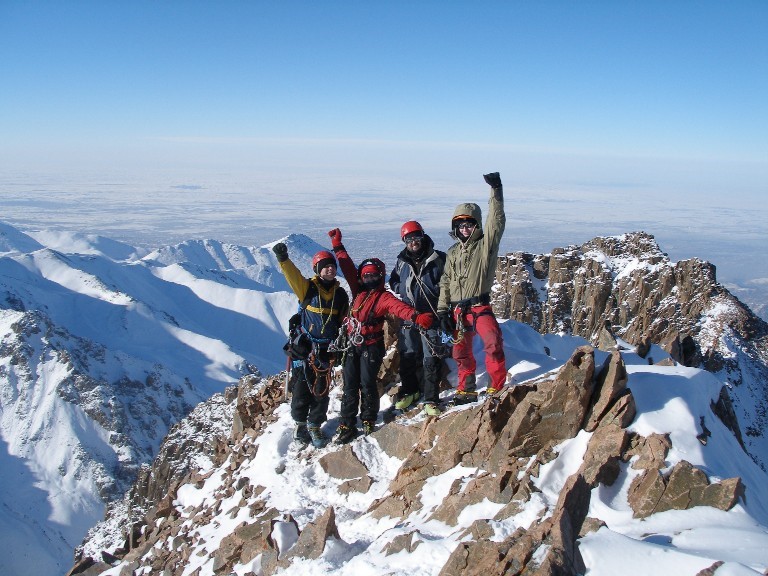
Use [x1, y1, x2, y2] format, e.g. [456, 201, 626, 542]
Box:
[483, 172, 502, 189]
[272, 242, 288, 262]
[328, 228, 343, 249]
[438, 311, 455, 334]
[415, 312, 436, 330]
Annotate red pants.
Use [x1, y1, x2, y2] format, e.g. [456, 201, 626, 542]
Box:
[452, 305, 507, 392]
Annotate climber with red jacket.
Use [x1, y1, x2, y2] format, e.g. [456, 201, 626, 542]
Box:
[272, 242, 350, 448]
[437, 172, 508, 404]
[328, 228, 435, 443]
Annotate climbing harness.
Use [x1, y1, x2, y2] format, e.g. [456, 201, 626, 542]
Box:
[305, 344, 336, 397]
[417, 324, 450, 358]
[439, 304, 466, 346]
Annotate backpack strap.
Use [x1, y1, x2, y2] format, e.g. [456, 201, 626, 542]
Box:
[299, 281, 319, 309]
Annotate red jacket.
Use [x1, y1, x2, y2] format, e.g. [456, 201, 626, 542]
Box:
[336, 246, 418, 345]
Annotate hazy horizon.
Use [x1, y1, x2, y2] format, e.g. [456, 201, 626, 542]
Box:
[2, 167, 766, 322]
[2, 2, 766, 317]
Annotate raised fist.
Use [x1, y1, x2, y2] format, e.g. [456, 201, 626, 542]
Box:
[328, 228, 343, 248]
[272, 242, 288, 262]
[483, 172, 502, 189]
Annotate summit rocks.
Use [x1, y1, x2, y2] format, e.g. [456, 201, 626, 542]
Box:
[77, 344, 747, 576]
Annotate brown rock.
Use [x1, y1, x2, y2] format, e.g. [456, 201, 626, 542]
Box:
[579, 423, 628, 487]
[66, 558, 111, 576]
[627, 433, 671, 471]
[628, 468, 666, 518]
[370, 421, 422, 460]
[656, 460, 708, 512]
[339, 474, 373, 494]
[584, 350, 628, 432]
[700, 477, 745, 510]
[629, 460, 745, 518]
[695, 561, 725, 576]
[318, 446, 369, 480]
[284, 506, 341, 561]
[579, 517, 607, 537]
[383, 530, 423, 555]
[598, 391, 637, 430]
[439, 540, 507, 576]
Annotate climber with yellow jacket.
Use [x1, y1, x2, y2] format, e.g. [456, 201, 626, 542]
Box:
[272, 242, 349, 447]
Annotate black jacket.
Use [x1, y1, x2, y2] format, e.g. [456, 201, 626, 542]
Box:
[389, 235, 446, 314]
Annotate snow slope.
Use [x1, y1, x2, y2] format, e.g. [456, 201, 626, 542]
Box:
[0, 222, 328, 575]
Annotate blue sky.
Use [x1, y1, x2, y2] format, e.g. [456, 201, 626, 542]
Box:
[1, 1, 767, 297]
[1, 1, 766, 178]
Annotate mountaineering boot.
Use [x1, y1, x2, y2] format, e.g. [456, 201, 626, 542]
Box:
[293, 422, 312, 445]
[452, 390, 478, 406]
[307, 424, 329, 448]
[486, 386, 500, 396]
[362, 420, 375, 436]
[422, 402, 442, 417]
[334, 424, 359, 445]
[395, 392, 419, 411]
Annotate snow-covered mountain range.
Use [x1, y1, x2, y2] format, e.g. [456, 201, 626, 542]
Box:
[2, 220, 767, 575]
[0, 221, 324, 575]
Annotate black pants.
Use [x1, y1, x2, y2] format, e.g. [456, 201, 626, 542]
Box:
[339, 342, 385, 426]
[398, 325, 442, 405]
[290, 360, 331, 426]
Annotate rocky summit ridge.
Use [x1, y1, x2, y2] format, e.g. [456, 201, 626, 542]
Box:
[69, 231, 768, 576]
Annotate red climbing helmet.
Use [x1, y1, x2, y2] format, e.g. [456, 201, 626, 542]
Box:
[400, 220, 424, 241]
[357, 257, 386, 281]
[312, 250, 336, 273]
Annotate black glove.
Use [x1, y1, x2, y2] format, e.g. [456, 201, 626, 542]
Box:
[272, 242, 288, 262]
[438, 311, 456, 334]
[483, 172, 502, 189]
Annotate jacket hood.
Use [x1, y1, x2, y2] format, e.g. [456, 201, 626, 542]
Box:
[450, 202, 483, 242]
[452, 202, 482, 226]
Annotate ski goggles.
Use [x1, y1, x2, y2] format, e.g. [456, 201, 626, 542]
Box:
[454, 219, 477, 230]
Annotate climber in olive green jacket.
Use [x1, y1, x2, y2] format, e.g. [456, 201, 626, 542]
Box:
[437, 172, 508, 404]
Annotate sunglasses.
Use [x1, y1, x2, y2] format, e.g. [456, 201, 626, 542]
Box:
[455, 221, 476, 230]
[404, 233, 424, 244]
[362, 273, 382, 280]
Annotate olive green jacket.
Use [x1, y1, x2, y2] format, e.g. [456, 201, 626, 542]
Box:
[437, 186, 505, 312]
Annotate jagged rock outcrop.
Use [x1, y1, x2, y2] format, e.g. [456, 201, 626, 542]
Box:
[492, 231, 768, 467]
[493, 232, 768, 368]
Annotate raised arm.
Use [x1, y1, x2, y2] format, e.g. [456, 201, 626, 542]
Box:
[272, 243, 311, 300]
[482, 172, 506, 253]
[328, 228, 361, 297]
